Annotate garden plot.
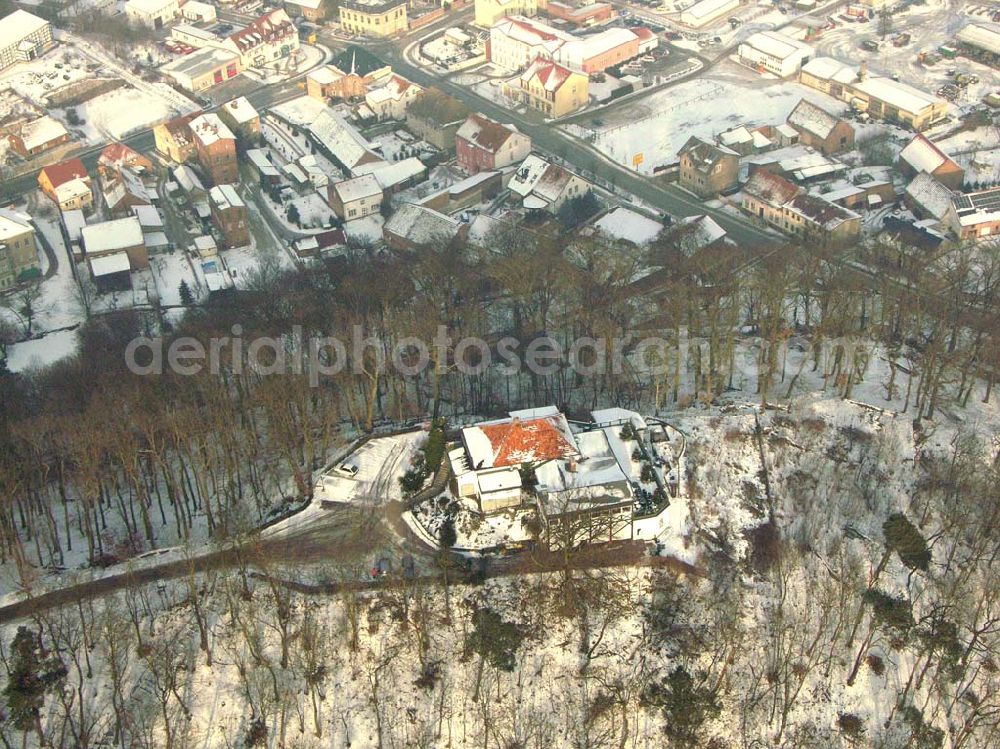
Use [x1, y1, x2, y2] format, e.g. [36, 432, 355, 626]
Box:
[315, 431, 427, 504]
[565, 68, 846, 174]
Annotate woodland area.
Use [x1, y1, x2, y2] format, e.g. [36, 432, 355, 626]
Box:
[0, 220, 998, 747]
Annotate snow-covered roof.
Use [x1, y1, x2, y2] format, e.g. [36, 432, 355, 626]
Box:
[801, 56, 855, 83]
[787, 99, 842, 140]
[594, 206, 663, 246]
[173, 164, 204, 193]
[0, 10, 48, 50]
[898, 134, 954, 175]
[786, 193, 860, 230]
[462, 409, 578, 470]
[558, 27, 639, 67]
[54, 177, 92, 204]
[719, 125, 754, 147]
[383, 202, 461, 246]
[457, 114, 520, 153]
[353, 157, 426, 190]
[132, 204, 163, 228]
[228, 9, 296, 52]
[125, 0, 177, 15]
[246, 148, 280, 177]
[222, 96, 259, 125]
[491, 15, 574, 51]
[89, 251, 131, 277]
[332, 174, 382, 204]
[744, 169, 801, 205]
[951, 186, 1000, 226]
[209, 184, 244, 210]
[517, 57, 581, 94]
[678, 213, 727, 251]
[365, 75, 420, 105]
[0, 211, 32, 242]
[508, 154, 583, 207]
[534, 429, 631, 505]
[17, 116, 67, 151]
[904, 172, 954, 221]
[590, 407, 646, 429]
[194, 235, 217, 254]
[144, 231, 169, 248]
[956, 23, 1000, 56]
[740, 30, 814, 62]
[189, 113, 235, 147]
[682, 0, 738, 21]
[81, 217, 144, 255]
[855, 76, 945, 115]
[61, 209, 86, 242]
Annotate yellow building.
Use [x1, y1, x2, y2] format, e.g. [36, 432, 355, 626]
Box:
[339, 0, 408, 37]
[0, 211, 39, 290]
[503, 57, 588, 117]
[475, 0, 537, 27]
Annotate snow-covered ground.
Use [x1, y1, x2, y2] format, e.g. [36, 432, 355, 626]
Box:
[56, 86, 174, 142]
[314, 431, 428, 505]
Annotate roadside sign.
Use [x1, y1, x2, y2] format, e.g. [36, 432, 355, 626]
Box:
[632, 152, 644, 168]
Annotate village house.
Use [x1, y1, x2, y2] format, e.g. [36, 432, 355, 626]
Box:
[354, 157, 428, 194]
[742, 169, 861, 245]
[328, 174, 383, 221]
[228, 9, 300, 68]
[418, 171, 504, 214]
[338, 0, 408, 37]
[80, 216, 149, 273]
[503, 57, 589, 117]
[456, 114, 531, 174]
[364, 75, 422, 120]
[218, 97, 261, 142]
[785, 99, 854, 155]
[405, 88, 471, 152]
[508, 153, 590, 213]
[896, 133, 965, 190]
[383, 202, 463, 251]
[945, 187, 1000, 241]
[0, 210, 39, 290]
[285, 0, 329, 22]
[0, 10, 52, 70]
[38, 158, 93, 211]
[677, 136, 740, 198]
[7, 116, 70, 159]
[154, 114, 197, 164]
[209, 184, 249, 248]
[190, 114, 238, 186]
[903, 172, 955, 224]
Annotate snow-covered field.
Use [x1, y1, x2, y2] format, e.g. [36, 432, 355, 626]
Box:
[60, 86, 174, 141]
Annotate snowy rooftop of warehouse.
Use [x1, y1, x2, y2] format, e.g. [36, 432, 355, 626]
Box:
[956, 22, 1000, 56]
[593, 206, 664, 246]
[854, 76, 945, 115]
[161, 47, 239, 79]
[81, 216, 143, 254]
[741, 30, 813, 61]
[683, 0, 737, 20]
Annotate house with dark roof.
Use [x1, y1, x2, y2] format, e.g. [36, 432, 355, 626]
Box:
[785, 99, 854, 155]
[456, 114, 531, 174]
[677, 136, 739, 197]
[742, 169, 860, 245]
[897, 133, 965, 190]
[405, 88, 471, 152]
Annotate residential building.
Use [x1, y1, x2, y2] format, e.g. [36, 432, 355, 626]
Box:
[476, 0, 537, 27]
[160, 47, 242, 92]
[0, 10, 52, 70]
[154, 114, 197, 163]
[945, 187, 1000, 241]
[677, 136, 739, 197]
[799, 57, 948, 130]
[717, 124, 779, 156]
[406, 88, 471, 151]
[503, 57, 588, 117]
[679, 0, 739, 28]
[38, 158, 93, 211]
[338, 0, 408, 37]
[785, 99, 854, 155]
[190, 113, 238, 186]
[327, 174, 383, 220]
[99, 143, 154, 174]
[593, 206, 665, 247]
[897, 133, 965, 190]
[286, 0, 329, 22]
[418, 171, 504, 214]
[673, 214, 731, 256]
[508, 153, 590, 213]
[228, 9, 300, 68]
[456, 114, 531, 173]
[555, 27, 643, 73]
[738, 31, 814, 78]
[383, 202, 463, 250]
[100, 166, 153, 217]
[247, 148, 281, 185]
[209, 184, 249, 248]
[124, 0, 180, 29]
[489, 15, 647, 73]
[364, 75, 422, 120]
[7, 116, 70, 158]
[219, 97, 261, 141]
[0, 210, 39, 289]
[745, 144, 846, 184]
[270, 96, 383, 173]
[903, 172, 954, 223]
[80, 216, 149, 270]
[354, 157, 427, 194]
[742, 169, 861, 245]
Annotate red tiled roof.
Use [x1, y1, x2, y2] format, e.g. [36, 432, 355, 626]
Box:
[229, 9, 296, 52]
[457, 114, 516, 153]
[478, 416, 577, 467]
[40, 158, 88, 188]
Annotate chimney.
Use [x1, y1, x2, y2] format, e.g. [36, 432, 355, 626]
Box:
[858, 61, 868, 81]
[511, 416, 521, 427]
[566, 458, 577, 473]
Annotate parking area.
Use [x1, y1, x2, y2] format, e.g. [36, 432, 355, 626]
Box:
[315, 431, 428, 505]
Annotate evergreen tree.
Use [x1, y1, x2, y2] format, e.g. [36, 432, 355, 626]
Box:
[3, 626, 67, 743]
[439, 516, 457, 549]
[883, 513, 931, 572]
[178, 279, 195, 306]
[464, 608, 524, 672]
[643, 665, 721, 748]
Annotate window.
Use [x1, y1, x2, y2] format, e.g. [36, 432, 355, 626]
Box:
[348, 208, 357, 217]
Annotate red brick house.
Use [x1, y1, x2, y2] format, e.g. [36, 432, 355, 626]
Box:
[455, 114, 531, 174]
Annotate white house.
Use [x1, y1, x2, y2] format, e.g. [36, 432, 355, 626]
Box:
[124, 0, 180, 29]
[0, 10, 52, 70]
[679, 0, 739, 28]
[738, 31, 814, 78]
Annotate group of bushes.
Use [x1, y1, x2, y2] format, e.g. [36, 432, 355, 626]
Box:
[399, 418, 447, 497]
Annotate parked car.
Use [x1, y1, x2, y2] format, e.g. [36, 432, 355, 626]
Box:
[336, 462, 359, 477]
